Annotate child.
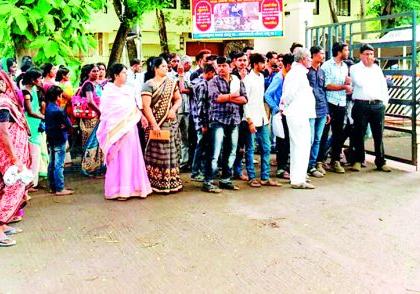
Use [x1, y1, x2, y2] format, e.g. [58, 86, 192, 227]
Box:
[45, 86, 73, 196]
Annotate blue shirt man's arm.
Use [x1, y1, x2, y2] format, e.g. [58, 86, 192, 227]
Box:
[264, 73, 283, 114]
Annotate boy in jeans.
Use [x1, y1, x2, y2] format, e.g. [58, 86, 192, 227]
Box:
[45, 86, 73, 196]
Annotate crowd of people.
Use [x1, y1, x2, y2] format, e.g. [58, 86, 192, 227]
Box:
[0, 41, 391, 247]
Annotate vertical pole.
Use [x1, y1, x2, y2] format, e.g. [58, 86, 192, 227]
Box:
[411, 11, 418, 169]
[349, 23, 353, 58]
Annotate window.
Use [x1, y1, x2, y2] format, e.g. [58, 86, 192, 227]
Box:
[305, 0, 319, 15]
[181, 0, 190, 10]
[336, 0, 350, 16]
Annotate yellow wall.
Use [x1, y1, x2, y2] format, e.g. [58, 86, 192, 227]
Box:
[85, 0, 363, 62]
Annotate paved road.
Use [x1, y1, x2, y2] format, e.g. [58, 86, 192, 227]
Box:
[2, 160, 420, 293]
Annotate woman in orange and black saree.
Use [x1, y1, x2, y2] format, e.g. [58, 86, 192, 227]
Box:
[141, 57, 183, 194]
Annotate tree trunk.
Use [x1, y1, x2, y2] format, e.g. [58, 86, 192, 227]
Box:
[126, 36, 137, 61]
[360, 0, 367, 39]
[380, 0, 395, 30]
[108, 20, 130, 69]
[13, 37, 37, 66]
[156, 9, 169, 54]
[327, 0, 339, 23]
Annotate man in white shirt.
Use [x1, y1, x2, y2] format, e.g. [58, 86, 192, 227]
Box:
[350, 43, 391, 172]
[243, 53, 281, 188]
[282, 48, 316, 189]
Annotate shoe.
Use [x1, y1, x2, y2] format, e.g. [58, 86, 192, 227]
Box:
[377, 165, 391, 172]
[276, 169, 290, 179]
[0, 237, 16, 247]
[4, 227, 23, 236]
[219, 181, 239, 190]
[332, 161, 345, 173]
[202, 183, 222, 193]
[248, 179, 261, 188]
[351, 162, 362, 172]
[191, 175, 205, 182]
[260, 179, 282, 187]
[55, 189, 74, 196]
[233, 173, 249, 181]
[291, 182, 316, 189]
[316, 162, 326, 175]
[308, 168, 323, 178]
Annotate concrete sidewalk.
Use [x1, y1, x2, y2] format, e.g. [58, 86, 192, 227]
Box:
[2, 160, 420, 293]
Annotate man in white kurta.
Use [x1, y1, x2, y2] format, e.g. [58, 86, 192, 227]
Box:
[282, 48, 316, 189]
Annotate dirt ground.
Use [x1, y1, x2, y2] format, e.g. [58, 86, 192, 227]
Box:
[2, 157, 420, 293]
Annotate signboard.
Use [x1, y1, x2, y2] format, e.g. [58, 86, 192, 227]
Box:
[192, 0, 284, 40]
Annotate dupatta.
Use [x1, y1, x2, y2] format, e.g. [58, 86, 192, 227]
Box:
[96, 83, 141, 164]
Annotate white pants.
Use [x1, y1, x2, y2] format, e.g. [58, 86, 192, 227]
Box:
[286, 116, 311, 185]
[29, 142, 41, 187]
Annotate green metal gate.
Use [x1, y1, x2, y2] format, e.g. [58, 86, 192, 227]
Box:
[306, 11, 419, 167]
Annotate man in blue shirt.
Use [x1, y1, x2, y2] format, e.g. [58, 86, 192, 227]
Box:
[321, 42, 352, 173]
[307, 46, 329, 177]
[264, 53, 294, 179]
[45, 86, 73, 196]
[203, 56, 247, 193]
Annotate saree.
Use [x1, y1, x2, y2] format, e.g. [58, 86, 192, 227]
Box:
[0, 71, 30, 224]
[97, 83, 152, 199]
[80, 82, 105, 176]
[142, 78, 183, 194]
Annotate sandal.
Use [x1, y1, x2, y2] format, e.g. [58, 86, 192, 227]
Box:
[260, 179, 282, 187]
[8, 216, 23, 224]
[248, 179, 261, 188]
[4, 227, 23, 236]
[0, 236, 16, 247]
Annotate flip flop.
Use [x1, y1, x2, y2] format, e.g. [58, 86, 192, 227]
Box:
[4, 227, 23, 236]
[260, 179, 282, 187]
[0, 237, 16, 247]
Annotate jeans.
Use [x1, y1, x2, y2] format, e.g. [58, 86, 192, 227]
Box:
[233, 121, 251, 177]
[177, 113, 190, 168]
[205, 122, 239, 184]
[276, 115, 290, 171]
[48, 143, 66, 192]
[328, 103, 347, 162]
[245, 124, 271, 181]
[191, 129, 208, 177]
[309, 116, 327, 169]
[352, 101, 386, 167]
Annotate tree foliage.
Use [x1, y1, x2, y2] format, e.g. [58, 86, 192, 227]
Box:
[0, 0, 105, 67]
[108, 0, 165, 67]
[367, 0, 420, 28]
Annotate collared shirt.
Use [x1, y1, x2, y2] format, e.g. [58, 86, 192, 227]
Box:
[350, 62, 389, 104]
[208, 75, 247, 126]
[178, 70, 193, 114]
[282, 62, 316, 119]
[243, 70, 269, 127]
[190, 68, 203, 82]
[191, 76, 210, 130]
[264, 72, 284, 115]
[263, 69, 277, 90]
[126, 69, 144, 108]
[45, 102, 72, 146]
[307, 66, 329, 118]
[321, 58, 348, 107]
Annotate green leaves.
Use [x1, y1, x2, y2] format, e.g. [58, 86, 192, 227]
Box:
[0, 0, 106, 67]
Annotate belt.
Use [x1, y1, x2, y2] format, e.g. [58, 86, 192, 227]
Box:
[354, 99, 383, 105]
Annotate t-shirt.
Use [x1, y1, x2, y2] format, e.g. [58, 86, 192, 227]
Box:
[80, 82, 95, 98]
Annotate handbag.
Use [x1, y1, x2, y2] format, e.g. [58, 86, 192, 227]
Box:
[71, 81, 100, 119]
[149, 129, 170, 141]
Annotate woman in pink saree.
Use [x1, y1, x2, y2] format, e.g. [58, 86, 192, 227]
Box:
[97, 64, 152, 200]
[0, 70, 31, 247]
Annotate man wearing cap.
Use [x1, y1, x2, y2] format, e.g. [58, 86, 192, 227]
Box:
[350, 43, 391, 172]
[203, 56, 247, 193]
